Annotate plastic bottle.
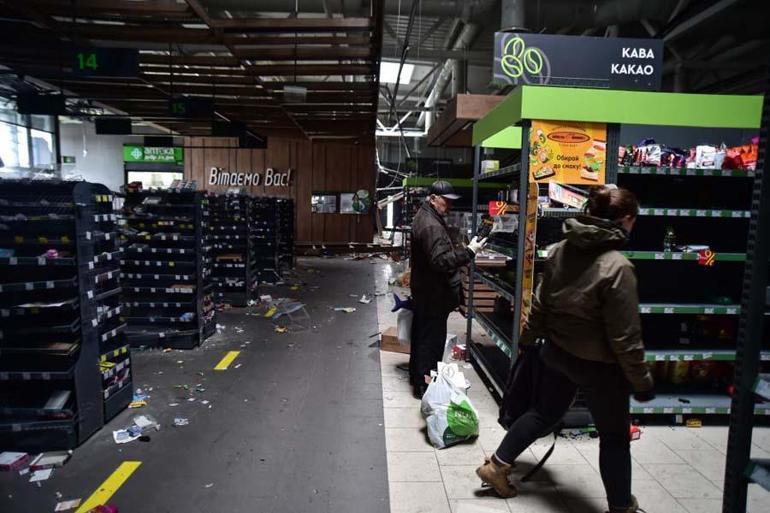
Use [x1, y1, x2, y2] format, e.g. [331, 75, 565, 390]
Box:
[663, 226, 676, 251]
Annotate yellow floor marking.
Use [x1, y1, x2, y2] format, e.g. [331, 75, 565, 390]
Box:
[75, 461, 141, 513]
[214, 350, 240, 370]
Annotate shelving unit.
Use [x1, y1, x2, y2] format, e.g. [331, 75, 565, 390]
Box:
[207, 193, 255, 307]
[276, 198, 295, 271]
[0, 180, 131, 450]
[251, 197, 279, 284]
[466, 85, 764, 423]
[120, 189, 216, 349]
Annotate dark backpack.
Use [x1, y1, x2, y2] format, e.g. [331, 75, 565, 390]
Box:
[498, 343, 562, 482]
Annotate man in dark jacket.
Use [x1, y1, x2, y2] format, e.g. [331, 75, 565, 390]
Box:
[409, 180, 486, 397]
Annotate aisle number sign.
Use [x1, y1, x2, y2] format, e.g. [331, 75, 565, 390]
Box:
[528, 120, 607, 185]
[123, 146, 184, 164]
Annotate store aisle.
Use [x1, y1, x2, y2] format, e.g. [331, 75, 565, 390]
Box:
[375, 261, 770, 513]
[0, 258, 389, 513]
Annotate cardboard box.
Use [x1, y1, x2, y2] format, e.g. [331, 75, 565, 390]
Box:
[380, 326, 410, 354]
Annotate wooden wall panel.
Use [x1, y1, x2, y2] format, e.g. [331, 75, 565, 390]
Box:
[295, 140, 313, 242]
[183, 136, 374, 244]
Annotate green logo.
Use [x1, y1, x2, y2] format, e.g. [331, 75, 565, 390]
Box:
[501, 36, 544, 79]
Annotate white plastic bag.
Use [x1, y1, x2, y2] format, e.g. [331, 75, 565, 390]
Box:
[397, 309, 412, 345]
[421, 363, 479, 449]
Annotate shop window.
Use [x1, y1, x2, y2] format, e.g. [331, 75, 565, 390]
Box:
[126, 171, 184, 189]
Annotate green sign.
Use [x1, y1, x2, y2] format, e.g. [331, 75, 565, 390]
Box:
[123, 146, 184, 164]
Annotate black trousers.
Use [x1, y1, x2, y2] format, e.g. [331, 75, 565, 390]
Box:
[495, 343, 632, 510]
[408, 308, 450, 387]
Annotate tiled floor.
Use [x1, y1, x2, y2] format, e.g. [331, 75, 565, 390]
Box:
[374, 263, 770, 513]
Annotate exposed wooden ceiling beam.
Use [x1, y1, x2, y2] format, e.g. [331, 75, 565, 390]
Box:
[225, 35, 371, 46]
[209, 17, 373, 33]
[29, 0, 194, 18]
[232, 46, 375, 61]
[56, 23, 217, 44]
[246, 64, 373, 76]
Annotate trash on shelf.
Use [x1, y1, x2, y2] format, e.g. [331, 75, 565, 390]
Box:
[333, 307, 356, 313]
[54, 499, 82, 511]
[173, 418, 189, 427]
[358, 295, 372, 304]
[686, 418, 703, 428]
[0, 452, 29, 471]
[29, 451, 71, 471]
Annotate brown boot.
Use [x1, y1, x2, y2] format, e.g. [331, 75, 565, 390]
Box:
[476, 458, 517, 498]
[607, 494, 642, 513]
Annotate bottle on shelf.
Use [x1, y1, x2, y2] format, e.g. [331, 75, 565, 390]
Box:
[663, 226, 677, 252]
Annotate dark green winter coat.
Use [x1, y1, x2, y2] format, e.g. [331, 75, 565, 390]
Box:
[521, 215, 654, 393]
[411, 200, 472, 314]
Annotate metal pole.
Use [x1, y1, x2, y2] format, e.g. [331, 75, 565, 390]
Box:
[466, 144, 481, 358]
[723, 71, 770, 513]
[511, 120, 530, 367]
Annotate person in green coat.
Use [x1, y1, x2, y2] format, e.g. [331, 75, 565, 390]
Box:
[477, 185, 654, 513]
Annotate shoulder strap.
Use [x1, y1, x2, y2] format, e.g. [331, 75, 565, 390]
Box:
[520, 429, 559, 483]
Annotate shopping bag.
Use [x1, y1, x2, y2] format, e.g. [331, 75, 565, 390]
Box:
[397, 309, 412, 345]
[421, 363, 479, 449]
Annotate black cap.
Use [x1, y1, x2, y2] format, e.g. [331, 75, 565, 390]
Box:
[429, 180, 460, 200]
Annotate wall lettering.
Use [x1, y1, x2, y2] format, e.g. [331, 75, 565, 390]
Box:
[208, 167, 293, 187]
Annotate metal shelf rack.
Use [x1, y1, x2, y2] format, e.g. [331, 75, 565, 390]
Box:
[0, 180, 131, 451]
[207, 193, 255, 307]
[467, 85, 764, 424]
[120, 189, 216, 349]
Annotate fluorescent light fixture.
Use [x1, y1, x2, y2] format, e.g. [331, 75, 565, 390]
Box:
[379, 61, 414, 84]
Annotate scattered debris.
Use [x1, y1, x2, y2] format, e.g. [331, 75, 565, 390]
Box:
[54, 499, 82, 511]
[216, 324, 226, 331]
[275, 326, 288, 333]
[248, 299, 257, 307]
[88, 505, 119, 513]
[176, 360, 184, 365]
[201, 400, 210, 406]
[686, 418, 703, 428]
[630, 425, 642, 441]
[128, 400, 146, 409]
[188, 398, 196, 402]
[196, 387, 206, 393]
[29, 468, 53, 483]
[162, 348, 172, 353]
[204, 483, 214, 488]
[168, 403, 179, 407]
[173, 418, 189, 427]
[0, 452, 29, 471]
[29, 451, 71, 470]
[113, 415, 160, 444]
[333, 307, 356, 313]
[358, 295, 372, 304]
[234, 363, 242, 369]
[234, 327, 244, 333]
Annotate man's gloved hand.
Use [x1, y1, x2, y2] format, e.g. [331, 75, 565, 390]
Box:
[633, 389, 655, 403]
[467, 236, 488, 256]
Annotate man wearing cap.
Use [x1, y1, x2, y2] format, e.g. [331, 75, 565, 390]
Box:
[409, 180, 487, 397]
